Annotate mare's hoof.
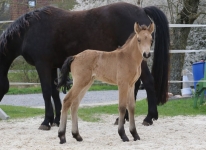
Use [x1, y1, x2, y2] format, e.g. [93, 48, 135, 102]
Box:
[38, 125, 51, 130]
[142, 120, 153, 126]
[52, 123, 59, 127]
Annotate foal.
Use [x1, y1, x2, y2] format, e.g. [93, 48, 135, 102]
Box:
[57, 22, 154, 143]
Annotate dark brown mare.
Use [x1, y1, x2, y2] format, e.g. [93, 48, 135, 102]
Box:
[57, 23, 154, 143]
[0, 2, 170, 130]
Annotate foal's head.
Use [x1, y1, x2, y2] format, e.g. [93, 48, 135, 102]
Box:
[134, 22, 154, 60]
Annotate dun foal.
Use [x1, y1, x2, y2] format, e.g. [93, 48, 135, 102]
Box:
[57, 22, 154, 143]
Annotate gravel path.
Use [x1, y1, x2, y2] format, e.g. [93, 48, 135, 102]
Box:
[1, 115, 206, 150]
[0, 90, 146, 107]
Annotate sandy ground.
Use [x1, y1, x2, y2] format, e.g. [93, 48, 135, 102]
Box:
[0, 115, 206, 150]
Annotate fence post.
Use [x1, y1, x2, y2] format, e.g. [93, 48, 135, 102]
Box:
[0, 108, 9, 120]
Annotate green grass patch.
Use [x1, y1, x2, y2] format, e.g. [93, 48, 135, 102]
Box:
[7, 86, 42, 95]
[8, 71, 39, 83]
[157, 98, 206, 116]
[89, 84, 118, 91]
[2, 98, 206, 122]
[0, 105, 44, 120]
[78, 98, 206, 122]
[7, 84, 117, 95]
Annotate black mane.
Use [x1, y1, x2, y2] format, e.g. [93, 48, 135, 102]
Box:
[0, 6, 52, 55]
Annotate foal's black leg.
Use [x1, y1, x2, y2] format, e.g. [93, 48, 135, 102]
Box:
[140, 61, 158, 125]
[51, 68, 62, 126]
[36, 63, 54, 130]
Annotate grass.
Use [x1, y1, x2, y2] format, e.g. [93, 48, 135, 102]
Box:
[8, 86, 42, 95]
[7, 84, 118, 95]
[0, 105, 44, 120]
[1, 98, 206, 121]
[78, 98, 206, 122]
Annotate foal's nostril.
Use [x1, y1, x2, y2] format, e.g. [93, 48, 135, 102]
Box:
[143, 52, 151, 58]
[148, 52, 151, 58]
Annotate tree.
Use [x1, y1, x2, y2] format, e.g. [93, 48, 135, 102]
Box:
[168, 0, 206, 94]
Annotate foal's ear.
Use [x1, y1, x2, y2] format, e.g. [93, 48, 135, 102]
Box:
[134, 22, 141, 34]
[148, 22, 155, 33]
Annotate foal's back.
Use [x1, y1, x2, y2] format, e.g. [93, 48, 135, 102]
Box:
[71, 50, 119, 85]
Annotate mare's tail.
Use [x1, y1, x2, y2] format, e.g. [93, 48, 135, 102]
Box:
[56, 56, 75, 93]
[144, 6, 170, 105]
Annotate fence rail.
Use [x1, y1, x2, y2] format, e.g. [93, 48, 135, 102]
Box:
[10, 82, 40, 86]
[0, 20, 14, 24]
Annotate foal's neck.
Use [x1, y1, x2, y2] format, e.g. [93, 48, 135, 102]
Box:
[121, 35, 142, 59]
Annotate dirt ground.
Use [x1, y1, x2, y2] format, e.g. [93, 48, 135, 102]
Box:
[0, 115, 206, 150]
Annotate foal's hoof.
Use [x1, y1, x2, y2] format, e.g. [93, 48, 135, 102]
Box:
[72, 133, 83, 141]
[58, 132, 66, 144]
[38, 125, 51, 130]
[133, 134, 140, 141]
[142, 120, 153, 126]
[121, 135, 129, 142]
[59, 138, 66, 144]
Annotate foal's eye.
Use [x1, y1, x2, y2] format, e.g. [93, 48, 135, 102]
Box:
[138, 39, 141, 43]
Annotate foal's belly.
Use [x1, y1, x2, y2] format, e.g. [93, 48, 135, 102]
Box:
[93, 66, 117, 85]
[94, 74, 117, 85]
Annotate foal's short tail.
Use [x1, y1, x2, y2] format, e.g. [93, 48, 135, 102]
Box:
[56, 56, 75, 93]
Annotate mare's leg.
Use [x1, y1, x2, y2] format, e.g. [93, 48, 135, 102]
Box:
[51, 68, 62, 126]
[36, 63, 54, 130]
[128, 86, 140, 141]
[134, 79, 141, 100]
[140, 61, 158, 125]
[118, 84, 130, 142]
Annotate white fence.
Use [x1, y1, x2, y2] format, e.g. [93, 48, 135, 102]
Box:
[0, 21, 205, 86]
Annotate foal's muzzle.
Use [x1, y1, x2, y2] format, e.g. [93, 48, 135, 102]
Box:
[143, 52, 151, 59]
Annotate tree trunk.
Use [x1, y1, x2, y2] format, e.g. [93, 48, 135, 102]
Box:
[169, 0, 200, 94]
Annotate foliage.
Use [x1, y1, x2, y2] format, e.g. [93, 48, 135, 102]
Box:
[0, 0, 10, 20]
[8, 71, 39, 83]
[9, 56, 39, 83]
[52, 0, 77, 10]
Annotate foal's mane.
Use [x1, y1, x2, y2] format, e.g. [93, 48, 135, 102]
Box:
[119, 24, 148, 49]
[0, 6, 53, 54]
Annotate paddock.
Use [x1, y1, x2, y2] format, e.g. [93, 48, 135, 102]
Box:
[0, 115, 206, 149]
